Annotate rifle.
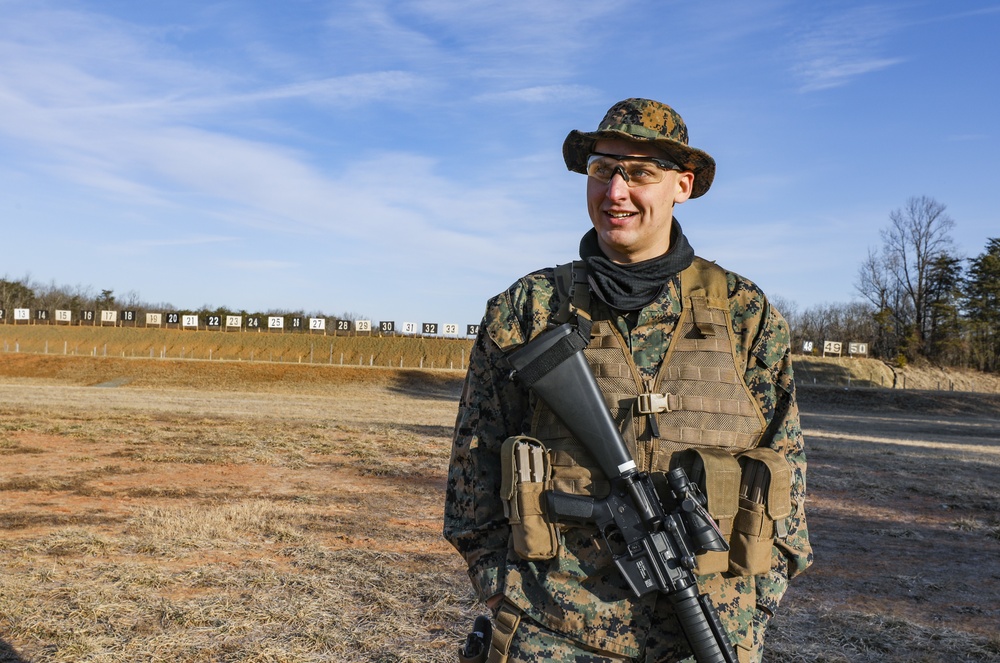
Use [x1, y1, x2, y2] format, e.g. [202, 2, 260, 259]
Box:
[507, 322, 739, 663]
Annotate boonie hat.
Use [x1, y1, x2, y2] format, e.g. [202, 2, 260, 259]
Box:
[562, 98, 716, 198]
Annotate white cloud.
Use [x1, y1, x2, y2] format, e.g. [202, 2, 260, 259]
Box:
[788, 5, 905, 92]
[473, 85, 597, 104]
[320, 0, 618, 86]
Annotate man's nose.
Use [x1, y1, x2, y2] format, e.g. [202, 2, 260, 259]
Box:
[606, 168, 630, 198]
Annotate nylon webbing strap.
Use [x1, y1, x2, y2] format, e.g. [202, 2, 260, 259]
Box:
[553, 260, 592, 325]
[513, 318, 592, 388]
[553, 262, 575, 324]
[487, 601, 522, 663]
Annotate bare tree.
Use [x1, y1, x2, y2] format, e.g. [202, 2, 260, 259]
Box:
[768, 295, 799, 337]
[883, 196, 955, 355]
[857, 196, 956, 360]
[856, 247, 909, 360]
[34, 282, 95, 312]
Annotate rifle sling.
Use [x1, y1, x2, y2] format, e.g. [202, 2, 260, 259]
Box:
[513, 317, 593, 388]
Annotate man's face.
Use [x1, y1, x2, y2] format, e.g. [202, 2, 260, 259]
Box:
[586, 138, 694, 263]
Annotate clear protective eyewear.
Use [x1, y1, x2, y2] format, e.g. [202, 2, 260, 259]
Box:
[585, 152, 682, 187]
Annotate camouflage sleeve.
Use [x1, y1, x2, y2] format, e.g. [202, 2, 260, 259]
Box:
[442, 281, 537, 603]
[732, 277, 814, 616]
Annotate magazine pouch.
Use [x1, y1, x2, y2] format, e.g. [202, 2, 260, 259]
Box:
[500, 436, 558, 560]
[730, 447, 792, 576]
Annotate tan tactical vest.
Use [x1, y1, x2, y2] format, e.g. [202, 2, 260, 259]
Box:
[532, 257, 767, 499]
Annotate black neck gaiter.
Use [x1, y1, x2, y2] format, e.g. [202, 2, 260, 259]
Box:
[580, 219, 695, 312]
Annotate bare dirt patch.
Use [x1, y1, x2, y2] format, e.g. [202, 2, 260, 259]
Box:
[1, 357, 999, 662]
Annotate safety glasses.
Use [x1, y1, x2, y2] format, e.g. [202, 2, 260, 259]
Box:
[585, 152, 682, 187]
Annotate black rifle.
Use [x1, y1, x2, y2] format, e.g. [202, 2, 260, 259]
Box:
[507, 322, 738, 663]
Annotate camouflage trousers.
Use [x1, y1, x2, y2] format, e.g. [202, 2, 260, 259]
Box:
[487, 598, 768, 663]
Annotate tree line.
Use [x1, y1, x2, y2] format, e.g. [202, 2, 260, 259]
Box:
[0, 279, 356, 326]
[778, 196, 999, 372]
[5, 197, 999, 373]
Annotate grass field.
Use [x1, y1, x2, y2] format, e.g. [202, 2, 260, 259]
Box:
[1, 354, 999, 662]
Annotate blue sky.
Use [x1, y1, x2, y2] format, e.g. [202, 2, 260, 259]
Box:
[1, 0, 998, 329]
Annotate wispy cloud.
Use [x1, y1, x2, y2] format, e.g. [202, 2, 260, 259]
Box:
[473, 85, 597, 104]
[43, 72, 428, 118]
[320, 0, 617, 87]
[0, 1, 584, 249]
[789, 5, 905, 92]
[922, 6, 1000, 22]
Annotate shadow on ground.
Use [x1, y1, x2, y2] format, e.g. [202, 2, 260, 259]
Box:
[795, 361, 887, 388]
[0, 640, 28, 663]
[798, 384, 1000, 416]
[389, 370, 464, 401]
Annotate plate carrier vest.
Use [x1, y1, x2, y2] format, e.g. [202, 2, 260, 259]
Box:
[532, 257, 767, 498]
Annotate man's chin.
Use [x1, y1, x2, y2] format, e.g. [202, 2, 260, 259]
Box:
[595, 233, 636, 262]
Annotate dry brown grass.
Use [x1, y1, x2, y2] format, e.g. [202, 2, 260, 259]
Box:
[0, 361, 476, 662]
[2, 356, 1000, 662]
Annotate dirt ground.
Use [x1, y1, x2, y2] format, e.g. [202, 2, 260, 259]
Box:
[768, 386, 1000, 662]
[0, 359, 474, 662]
[1, 355, 999, 661]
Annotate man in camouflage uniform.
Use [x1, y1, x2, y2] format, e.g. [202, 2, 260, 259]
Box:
[444, 98, 812, 662]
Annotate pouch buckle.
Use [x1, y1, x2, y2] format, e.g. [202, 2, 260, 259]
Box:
[637, 392, 673, 415]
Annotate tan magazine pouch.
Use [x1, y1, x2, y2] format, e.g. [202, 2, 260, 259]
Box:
[670, 447, 741, 575]
[500, 436, 558, 560]
[730, 448, 792, 576]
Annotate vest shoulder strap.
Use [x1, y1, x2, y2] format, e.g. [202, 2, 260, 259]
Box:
[552, 260, 591, 325]
[679, 257, 729, 306]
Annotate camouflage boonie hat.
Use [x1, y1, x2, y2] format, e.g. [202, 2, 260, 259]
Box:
[563, 98, 716, 198]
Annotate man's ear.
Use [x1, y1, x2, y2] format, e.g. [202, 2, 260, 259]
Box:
[674, 171, 695, 204]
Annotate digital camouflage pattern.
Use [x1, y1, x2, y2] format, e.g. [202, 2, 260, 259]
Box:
[498, 588, 774, 663]
[443, 259, 812, 662]
[562, 98, 717, 198]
